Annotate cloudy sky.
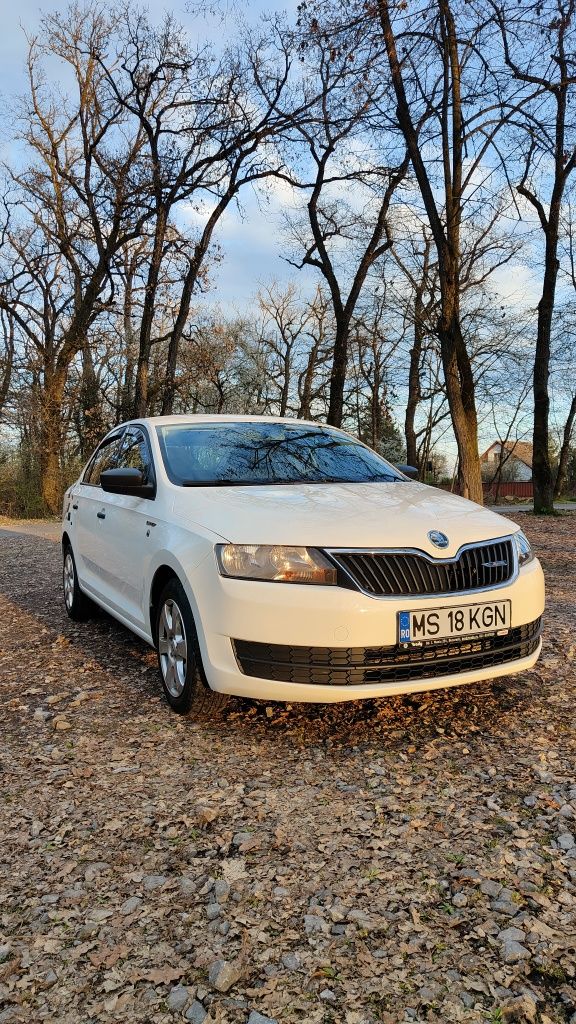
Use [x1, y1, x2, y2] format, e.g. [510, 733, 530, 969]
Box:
[1, 0, 543, 320]
[0, 0, 305, 314]
[3, 1, 562, 462]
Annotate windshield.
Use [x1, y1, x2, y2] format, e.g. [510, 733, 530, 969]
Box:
[156, 421, 405, 486]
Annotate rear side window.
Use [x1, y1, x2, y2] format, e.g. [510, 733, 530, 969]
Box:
[116, 428, 154, 483]
[83, 434, 124, 485]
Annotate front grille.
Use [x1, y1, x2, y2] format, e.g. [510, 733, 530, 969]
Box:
[233, 618, 541, 686]
[330, 538, 515, 597]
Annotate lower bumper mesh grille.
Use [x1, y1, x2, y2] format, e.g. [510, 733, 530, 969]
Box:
[232, 618, 542, 686]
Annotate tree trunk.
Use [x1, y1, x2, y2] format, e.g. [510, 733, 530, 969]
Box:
[120, 263, 137, 422]
[40, 367, 67, 515]
[133, 207, 169, 418]
[404, 237, 430, 470]
[405, 325, 423, 470]
[434, 248, 483, 503]
[378, 0, 482, 502]
[162, 188, 242, 416]
[161, 266, 195, 416]
[554, 393, 576, 498]
[0, 314, 15, 417]
[438, 316, 483, 504]
[79, 343, 104, 458]
[327, 321, 350, 427]
[532, 233, 560, 512]
[491, 448, 507, 505]
[279, 349, 291, 417]
[133, 359, 149, 419]
[299, 342, 320, 419]
[371, 355, 382, 449]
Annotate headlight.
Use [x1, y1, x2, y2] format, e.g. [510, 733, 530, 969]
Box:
[514, 530, 534, 567]
[215, 544, 337, 585]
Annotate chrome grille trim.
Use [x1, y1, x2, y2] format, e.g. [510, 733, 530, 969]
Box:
[327, 535, 518, 599]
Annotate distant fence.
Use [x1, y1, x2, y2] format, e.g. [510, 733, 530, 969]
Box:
[437, 480, 534, 500]
[483, 480, 533, 501]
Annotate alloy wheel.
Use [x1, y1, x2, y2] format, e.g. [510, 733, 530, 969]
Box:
[63, 551, 75, 610]
[158, 599, 188, 697]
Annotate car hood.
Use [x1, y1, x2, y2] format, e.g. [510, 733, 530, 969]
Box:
[172, 481, 518, 556]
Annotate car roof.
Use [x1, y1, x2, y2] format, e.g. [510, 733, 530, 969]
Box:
[126, 414, 329, 429]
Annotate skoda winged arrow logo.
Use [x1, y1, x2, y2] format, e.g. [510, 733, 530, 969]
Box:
[428, 530, 449, 549]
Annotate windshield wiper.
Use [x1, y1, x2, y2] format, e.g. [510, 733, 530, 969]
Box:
[181, 478, 319, 486]
[180, 475, 400, 487]
[359, 474, 401, 483]
[181, 479, 259, 487]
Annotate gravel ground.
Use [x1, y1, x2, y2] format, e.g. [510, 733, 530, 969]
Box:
[0, 514, 575, 1024]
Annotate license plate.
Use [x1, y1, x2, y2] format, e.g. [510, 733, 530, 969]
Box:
[398, 600, 511, 644]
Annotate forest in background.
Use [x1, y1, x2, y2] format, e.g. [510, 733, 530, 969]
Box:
[1, 0, 576, 516]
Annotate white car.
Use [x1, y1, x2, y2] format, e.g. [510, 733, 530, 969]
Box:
[61, 415, 544, 714]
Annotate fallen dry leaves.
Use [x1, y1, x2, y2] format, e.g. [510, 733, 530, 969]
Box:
[0, 514, 575, 1024]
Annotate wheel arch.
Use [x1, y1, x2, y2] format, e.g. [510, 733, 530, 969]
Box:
[149, 562, 215, 695]
[62, 530, 71, 550]
[149, 564, 179, 635]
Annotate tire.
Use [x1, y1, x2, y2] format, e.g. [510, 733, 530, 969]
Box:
[155, 576, 228, 716]
[62, 544, 93, 621]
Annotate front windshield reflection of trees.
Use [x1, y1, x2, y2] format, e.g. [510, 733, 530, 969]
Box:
[157, 423, 402, 486]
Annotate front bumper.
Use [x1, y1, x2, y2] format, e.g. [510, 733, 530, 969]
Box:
[186, 555, 545, 703]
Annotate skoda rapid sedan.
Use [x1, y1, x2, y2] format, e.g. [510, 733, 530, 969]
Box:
[61, 415, 544, 714]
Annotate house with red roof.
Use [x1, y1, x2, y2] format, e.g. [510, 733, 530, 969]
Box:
[480, 440, 533, 483]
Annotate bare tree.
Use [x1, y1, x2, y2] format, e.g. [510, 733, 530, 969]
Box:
[284, 19, 409, 427]
[0, 5, 313, 508]
[481, 378, 532, 503]
[555, 393, 576, 496]
[297, 287, 332, 419]
[0, 7, 151, 511]
[549, 312, 576, 499]
[101, 9, 335, 416]
[0, 309, 16, 421]
[374, 0, 525, 502]
[492, 0, 576, 511]
[390, 231, 439, 471]
[553, 211, 576, 497]
[347, 288, 404, 453]
[295, 0, 525, 500]
[256, 283, 311, 416]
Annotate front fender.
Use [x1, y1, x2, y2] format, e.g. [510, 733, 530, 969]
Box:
[145, 523, 215, 640]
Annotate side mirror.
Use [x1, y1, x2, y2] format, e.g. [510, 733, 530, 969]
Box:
[395, 464, 419, 480]
[100, 467, 155, 498]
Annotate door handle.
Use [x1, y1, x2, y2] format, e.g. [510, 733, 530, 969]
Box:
[96, 511, 106, 520]
[72, 503, 78, 510]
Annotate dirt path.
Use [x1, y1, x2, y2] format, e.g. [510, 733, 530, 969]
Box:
[0, 515, 575, 1024]
[0, 518, 60, 542]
